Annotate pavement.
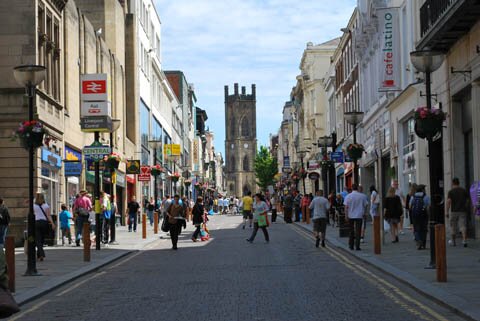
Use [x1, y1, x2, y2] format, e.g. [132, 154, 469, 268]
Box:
[288, 215, 480, 321]
[9, 220, 186, 305]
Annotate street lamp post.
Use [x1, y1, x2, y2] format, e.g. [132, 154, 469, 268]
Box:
[109, 119, 121, 244]
[410, 49, 445, 270]
[13, 64, 46, 276]
[344, 111, 365, 185]
[317, 135, 333, 194]
[148, 140, 162, 211]
[297, 151, 307, 195]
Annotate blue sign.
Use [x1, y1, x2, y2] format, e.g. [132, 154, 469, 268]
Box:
[41, 148, 62, 168]
[64, 161, 82, 177]
[330, 152, 344, 163]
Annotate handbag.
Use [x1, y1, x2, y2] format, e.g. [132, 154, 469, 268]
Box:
[257, 214, 267, 227]
[161, 215, 170, 232]
[0, 287, 20, 318]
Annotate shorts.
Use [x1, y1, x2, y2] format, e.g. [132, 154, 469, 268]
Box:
[450, 211, 466, 234]
[386, 218, 400, 225]
[243, 210, 253, 220]
[313, 218, 327, 234]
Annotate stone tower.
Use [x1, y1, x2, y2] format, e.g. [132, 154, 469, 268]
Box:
[224, 83, 257, 197]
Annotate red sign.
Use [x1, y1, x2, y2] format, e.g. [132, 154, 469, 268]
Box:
[138, 166, 151, 182]
[82, 80, 106, 94]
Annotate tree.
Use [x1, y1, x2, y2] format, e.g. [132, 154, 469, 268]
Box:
[254, 146, 278, 191]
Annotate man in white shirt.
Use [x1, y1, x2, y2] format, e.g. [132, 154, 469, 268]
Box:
[309, 190, 330, 248]
[344, 184, 368, 251]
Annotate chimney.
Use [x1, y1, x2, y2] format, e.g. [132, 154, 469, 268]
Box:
[224, 85, 229, 100]
[241, 86, 246, 95]
[234, 83, 239, 96]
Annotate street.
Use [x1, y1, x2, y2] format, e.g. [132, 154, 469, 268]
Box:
[12, 215, 466, 321]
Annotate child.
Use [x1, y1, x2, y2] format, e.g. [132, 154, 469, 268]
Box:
[59, 204, 73, 245]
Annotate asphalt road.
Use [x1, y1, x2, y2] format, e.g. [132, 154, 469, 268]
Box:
[12, 215, 467, 321]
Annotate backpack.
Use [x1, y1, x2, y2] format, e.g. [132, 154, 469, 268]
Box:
[0, 205, 10, 225]
[411, 193, 427, 217]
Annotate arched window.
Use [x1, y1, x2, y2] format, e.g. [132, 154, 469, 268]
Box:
[243, 155, 249, 171]
[230, 117, 235, 137]
[230, 156, 235, 171]
[241, 117, 249, 137]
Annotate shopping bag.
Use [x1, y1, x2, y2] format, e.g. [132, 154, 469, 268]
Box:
[258, 215, 267, 227]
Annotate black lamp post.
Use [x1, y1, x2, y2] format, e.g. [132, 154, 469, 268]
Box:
[317, 135, 333, 194]
[410, 49, 445, 269]
[297, 150, 307, 195]
[109, 119, 121, 244]
[344, 111, 365, 185]
[148, 139, 162, 210]
[13, 64, 46, 276]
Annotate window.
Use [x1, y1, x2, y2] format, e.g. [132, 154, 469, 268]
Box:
[230, 117, 235, 137]
[243, 155, 249, 171]
[241, 117, 249, 137]
[230, 156, 235, 171]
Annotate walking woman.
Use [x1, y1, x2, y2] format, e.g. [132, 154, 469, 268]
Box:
[191, 197, 204, 242]
[246, 194, 270, 243]
[166, 195, 186, 250]
[383, 187, 403, 243]
[34, 193, 55, 261]
[370, 185, 380, 219]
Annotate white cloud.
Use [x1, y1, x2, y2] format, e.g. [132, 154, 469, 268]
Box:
[155, 0, 356, 153]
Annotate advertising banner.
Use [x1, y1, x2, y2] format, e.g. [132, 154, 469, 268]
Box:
[378, 7, 400, 92]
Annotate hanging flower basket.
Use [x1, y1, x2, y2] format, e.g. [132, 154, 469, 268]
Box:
[414, 107, 446, 139]
[13, 120, 47, 150]
[170, 172, 181, 182]
[347, 143, 364, 160]
[150, 164, 163, 176]
[105, 152, 121, 169]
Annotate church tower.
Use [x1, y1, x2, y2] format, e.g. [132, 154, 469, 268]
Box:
[224, 83, 257, 197]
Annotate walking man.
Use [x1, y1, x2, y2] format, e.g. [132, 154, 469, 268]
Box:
[126, 195, 140, 232]
[283, 191, 294, 223]
[309, 190, 330, 247]
[446, 177, 470, 247]
[344, 184, 368, 251]
[410, 184, 430, 250]
[242, 191, 253, 229]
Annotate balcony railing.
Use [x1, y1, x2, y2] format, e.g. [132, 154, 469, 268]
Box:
[420, 0, 457, 37]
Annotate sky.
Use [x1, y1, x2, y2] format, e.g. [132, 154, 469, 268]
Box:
[154, 0, 356, 156]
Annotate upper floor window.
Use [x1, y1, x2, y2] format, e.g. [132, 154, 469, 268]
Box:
[243, 155, 249, 171]
[241, 117, 249, 137]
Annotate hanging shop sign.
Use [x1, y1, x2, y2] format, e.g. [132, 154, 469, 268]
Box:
[83, 141, 111, 161]
[308, 172, 320, 180]
[81, 73, 111, 102]
[126, 160, 141, 174]
[80, 116, 112, 132]
[378, 7, 401, 92]
[138, 166, 151, 182]
[330, 152, 344, 163]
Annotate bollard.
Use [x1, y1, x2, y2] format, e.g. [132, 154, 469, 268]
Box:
[142, 214, 147, 239]
[154, 212, 159, 234]
[435, 224, 447, 282]
[373, 216, 381, 255]
[5, 236, 15, 293]
[306, 207, 311, 225]
[83, 222, 91, 262]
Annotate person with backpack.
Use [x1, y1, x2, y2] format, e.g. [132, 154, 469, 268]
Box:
[409, 184, 430, 250]
[0, 198, 11, 245]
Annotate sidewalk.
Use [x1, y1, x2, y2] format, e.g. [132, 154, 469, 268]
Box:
[292, 217, 480, 321]
[10, 222, 190, 305]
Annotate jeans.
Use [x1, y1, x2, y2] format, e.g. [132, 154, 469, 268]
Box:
[271, 209, 277, 222]
[348, 218, 363, 250]
[0, 225, 7, 245]
[128, 213, 137, 231]
[413, 215, 428, 246]
[102, 217, 111, 243]
[248, 222, 269, 242]
[284, 208, 293, 223]
[35, 220, 49, 258]
[192, 224, 201, 239]
[61, 227, 72, 245]
[294, 207, 301, 221]
[170, 222, 181, 248]
[75, 216, 87, 242]
[147, 210, 154, 226]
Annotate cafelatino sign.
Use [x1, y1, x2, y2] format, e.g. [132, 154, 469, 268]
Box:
[379, 7, 400, 92]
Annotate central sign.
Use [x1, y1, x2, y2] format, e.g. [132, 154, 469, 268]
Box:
[83, 141, 111, 161]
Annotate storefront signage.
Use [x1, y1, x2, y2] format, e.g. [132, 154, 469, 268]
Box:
[126, 160, 140, 174]
[41, 148, 62, 168]
[307, 160, 319, 170]
[64, 161, 82, 176]
[83, 141, 111, 161]
[164, 144, 181, 156]
[378, 7, 400, 92]
[308, 172, 320, 180]
[138, 166, 151, 181]
[86, 159, 106, 171]
[330, 152, 344, 163]
[116, 170, 126, 187]
[65, 146, 82, 161]
[80, 116, 112, 132]
[81, 101, 111, 117]
[81, 73, 110, 102]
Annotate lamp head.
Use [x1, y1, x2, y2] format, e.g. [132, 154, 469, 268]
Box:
[410, 50, 445, 73]
[344, 111, 364, 125]
[13, 65, 46, 87]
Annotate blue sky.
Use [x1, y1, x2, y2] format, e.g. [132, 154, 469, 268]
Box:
[154, 0, 356, 156]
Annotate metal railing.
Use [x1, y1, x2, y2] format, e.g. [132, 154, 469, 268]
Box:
[420, 0, 457, 37]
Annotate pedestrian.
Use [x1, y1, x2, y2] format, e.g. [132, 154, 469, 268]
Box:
[406, 183, 417, 231]
[301, 193, 310, 222]
[34, 193, 55, 261]
[166, 195, 186, 250]
[309, 190, 330, 248]
[0, 198, 11, 245]
[270, 193, 278, 223]
[72, 190, 92, 246]
[59, 204, 73, 246]
[101, 191, 112, 243]
[369, 185, 380, 219]
[146, 197, 155, 226]
[344, 184, 368, 251]
[224, 197, 230, 214]
[392, 179, 406, 234]
[410, 184, 430, 250]
[383, 187, 403, 243]
[126, 195, 140, 232]
[191, 197, 205, 242]
[446, 177, 470, 247]
[246, 193, 270, 243]
[283, 191, 294, 223]
[293, 190, 302, 222]
[242, 191, 254, 229]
